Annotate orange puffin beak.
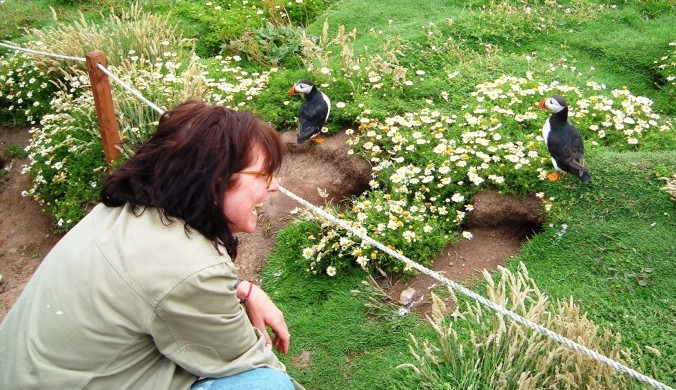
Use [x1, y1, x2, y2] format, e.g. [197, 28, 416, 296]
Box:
[289, 85, 297, 96]
[538, 98, 547, 110]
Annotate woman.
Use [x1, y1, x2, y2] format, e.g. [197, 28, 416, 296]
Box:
[0, 101, 302, 389]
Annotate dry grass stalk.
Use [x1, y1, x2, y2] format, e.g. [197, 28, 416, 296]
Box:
[262, 0, 290, 26]
[298, 20, 409, 91]
[659, 174, 676, 201]
[25, 3, 191, 81]
[399, 262, 638, 389]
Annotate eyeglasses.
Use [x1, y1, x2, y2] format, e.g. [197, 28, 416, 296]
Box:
[239, 170, 275, 188]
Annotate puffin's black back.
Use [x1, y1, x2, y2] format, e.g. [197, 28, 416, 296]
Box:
[297, 85, 329, 144]
[545, 97, 592, 183]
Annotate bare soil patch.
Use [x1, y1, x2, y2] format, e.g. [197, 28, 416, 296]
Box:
[0, 127, 544, 323]
[0, 127, 62, 320]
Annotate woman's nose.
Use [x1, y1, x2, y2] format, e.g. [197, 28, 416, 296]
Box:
[268, 176, 280, 192]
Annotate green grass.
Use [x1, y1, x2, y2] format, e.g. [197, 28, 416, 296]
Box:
[559, 10, 676, 115]
[515, 150, 676, 379]
[260, 223, 421, 389]
[0, 0, 130, 42]
[308, 0, 465, 51]
[3, 143, 29, 159]
[264, 151, 675, 389]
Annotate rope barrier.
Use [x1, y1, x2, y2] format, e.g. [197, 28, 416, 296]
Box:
[0, 41, 85, 62]
[0, 42, 164, 115]
[279, 186, 674, 390]
[96, 63, 165, 115]
[1, 40, 673, 390]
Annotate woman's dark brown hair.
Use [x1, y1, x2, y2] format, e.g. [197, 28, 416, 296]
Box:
[101, 101, 283, 258]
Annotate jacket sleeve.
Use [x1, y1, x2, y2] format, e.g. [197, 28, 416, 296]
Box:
[149, 260, 286, 378]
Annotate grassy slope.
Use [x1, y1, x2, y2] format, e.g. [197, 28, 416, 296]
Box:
[557, 9, 676, 115]
[514, 150, 676, 381]
[260, 225, 420, 389]
[264, 152, 676, 389]
[263, 1, 676, 388]
[0, 0, 126, 42]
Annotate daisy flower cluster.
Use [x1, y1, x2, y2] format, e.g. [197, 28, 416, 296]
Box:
[0, 52, 55, 125]
[653, 42, 675, 100]
[299, 190, 449, 276]
[572, 87, 671, 148]
[107, 51, 279, 148]
[300, 103, 545, 277]
[22, 81, 105, 231]
[205, 55, 279, 108]
[467, 62, 671, 150]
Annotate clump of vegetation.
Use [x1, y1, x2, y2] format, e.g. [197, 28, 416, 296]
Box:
[451, 0, 600, 49]
[226, 22, 306, 67]
[4, 143, 29, 159]
[296, 59, 672, 277]
[25, 3, 192, 83]
[399, 263, 637, 389]
[150, 0, 336, 57]
[653, 42, 676, 101]
[0, 52, 56, 126]
[22, 87, 105, 230]
[659, 174, 676, 202]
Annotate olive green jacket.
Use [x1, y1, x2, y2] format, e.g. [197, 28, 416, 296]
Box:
[0, 203, 303, 389]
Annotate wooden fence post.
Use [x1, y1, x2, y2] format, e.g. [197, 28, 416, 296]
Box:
[86, 50, 121, 169]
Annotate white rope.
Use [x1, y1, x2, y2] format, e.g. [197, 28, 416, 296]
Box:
[1, 38, 671, 390]
[0, 42, 165, 115]
[279, 186, 674, 390]
[96, 63, 165, 115]
[0, 41, 85, 62]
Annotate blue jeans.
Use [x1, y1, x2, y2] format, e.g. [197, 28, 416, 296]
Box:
[191, 368, 294, 390]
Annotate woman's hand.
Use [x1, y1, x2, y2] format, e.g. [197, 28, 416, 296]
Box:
[237, 281, 290, 354]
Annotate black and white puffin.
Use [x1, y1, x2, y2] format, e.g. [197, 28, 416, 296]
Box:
[538, 95, 591, 183]
[289, 79, 330, 144]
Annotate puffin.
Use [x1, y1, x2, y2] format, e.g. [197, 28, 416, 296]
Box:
[289, 79, 330, 144]
[538, 95, 591, 183]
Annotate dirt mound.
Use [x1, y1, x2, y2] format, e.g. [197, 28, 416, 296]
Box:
[383, 191, 544, 315]
[235, 130, 372, 280]
[0, 126, 544, 321]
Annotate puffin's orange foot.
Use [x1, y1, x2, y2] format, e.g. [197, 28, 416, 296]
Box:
[547, 172, 561, 182]
[310, 135, 326, 144]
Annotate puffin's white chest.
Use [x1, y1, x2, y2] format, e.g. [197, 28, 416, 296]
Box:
[542, 120, 551, 146]
[320, 91, 331, 122]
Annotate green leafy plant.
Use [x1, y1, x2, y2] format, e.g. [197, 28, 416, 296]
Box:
[225, 22, 305, 67]
[4, 143, 29, 159]
[151, 0, 336, 57]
